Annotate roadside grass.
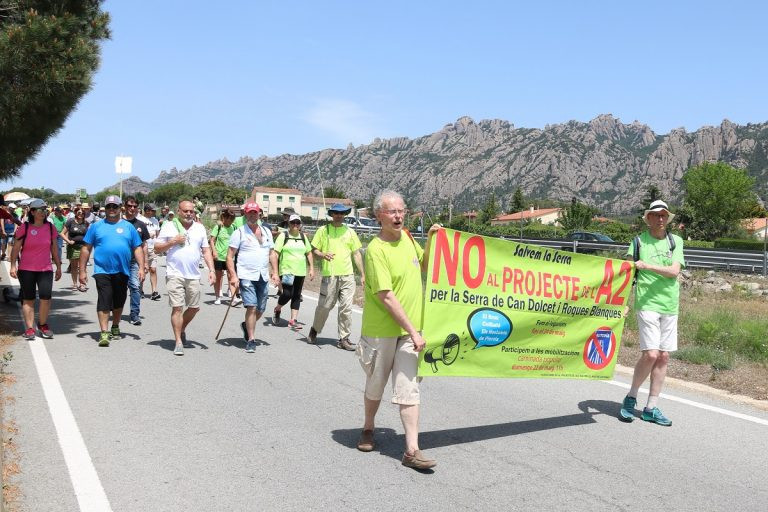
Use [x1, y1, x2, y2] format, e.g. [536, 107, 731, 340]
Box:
[623, 286, 768, 372]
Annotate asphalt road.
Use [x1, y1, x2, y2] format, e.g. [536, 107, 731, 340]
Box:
[2, 259, 768, 512]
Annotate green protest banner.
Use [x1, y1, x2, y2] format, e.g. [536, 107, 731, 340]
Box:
[419, 229, 634, 379]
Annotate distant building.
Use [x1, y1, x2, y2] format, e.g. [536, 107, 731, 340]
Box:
[251, 186, 302, 216]
[490, 207, 562, 226]
[742, 218, 768, 240]
[300, 196, 356, 221]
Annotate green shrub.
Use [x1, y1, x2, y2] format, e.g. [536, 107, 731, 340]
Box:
[683, 240, 716, 248]
[714, 238, 765, 250]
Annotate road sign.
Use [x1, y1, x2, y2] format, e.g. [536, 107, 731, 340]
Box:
[115, 156, 133, 174]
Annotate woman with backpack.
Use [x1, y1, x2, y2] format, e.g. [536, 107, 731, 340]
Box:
[271, 214, 314, 329]
[9, 199, 63, 340]
[209, 209, 238, 305]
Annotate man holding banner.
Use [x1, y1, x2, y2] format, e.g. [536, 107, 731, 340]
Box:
[355, 190, 440, 470]
[619, 200, 684, 426]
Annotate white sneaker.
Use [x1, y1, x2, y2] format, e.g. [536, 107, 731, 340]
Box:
[232, 296, 242, 305]
[214, 297, 221, 305]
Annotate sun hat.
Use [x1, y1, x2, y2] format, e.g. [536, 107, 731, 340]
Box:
[243, 202, 262, 213]
[328, 203, 351, 214]
[288, 214, 301, 223]
[28, 198, 47, 209]
[143, 203, 156, 211]
[282, 207, 296, 215]
[104, 195, 121, 206]
[643, 199, 675, 225]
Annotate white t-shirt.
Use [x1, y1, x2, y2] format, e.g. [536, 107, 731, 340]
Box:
[139, 214, 159, 249]
[158, 220, 209, 279]
[228, 223, 273, 281]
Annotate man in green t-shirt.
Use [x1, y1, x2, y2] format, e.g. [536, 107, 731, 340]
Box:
[307, 203, 365, 350]
[355, 189, 441, 471]
[210, 209, 237, 304]
[619, 200, 685, 427]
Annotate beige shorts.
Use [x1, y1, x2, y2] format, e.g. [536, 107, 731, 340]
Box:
[146, 248, 158, 269]
[358, 335, 421, 405]
[166, 276, 201, 308]
[637, 310, 678, 352]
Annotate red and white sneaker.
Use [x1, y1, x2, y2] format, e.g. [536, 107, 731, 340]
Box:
[38, 324, 54, 339]
[23, 328, 36, 340]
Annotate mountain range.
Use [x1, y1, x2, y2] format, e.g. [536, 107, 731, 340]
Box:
[113, 114, 768, 215]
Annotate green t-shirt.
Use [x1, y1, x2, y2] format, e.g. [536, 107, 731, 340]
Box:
[627, 231, 685, 315]
[361, 235, 424, 337]
[310, 224, 362, 276]
[210, 224, 237, 261]
[233, 216, 245, 228]
[49, 214, 66, 233]
[274, 232, 312, 276]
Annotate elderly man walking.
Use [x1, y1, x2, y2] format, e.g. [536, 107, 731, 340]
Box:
[307, 203, 365, 350]
[227, 202, 279, 353]
[355, 189, 440, 470]
[154, 200, 216, 356]
[79, 195, 144, 347]
[619, 199, 685, 426]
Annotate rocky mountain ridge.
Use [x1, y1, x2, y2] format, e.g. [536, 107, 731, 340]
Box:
[127, 115, 768, 214]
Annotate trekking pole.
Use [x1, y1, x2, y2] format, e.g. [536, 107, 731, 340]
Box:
[215, 289, 238, 340]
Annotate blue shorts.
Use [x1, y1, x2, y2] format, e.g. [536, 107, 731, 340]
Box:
[239, 277, 268, 313]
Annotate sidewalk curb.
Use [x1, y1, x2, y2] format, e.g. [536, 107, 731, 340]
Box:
[613, 363, 768, 412]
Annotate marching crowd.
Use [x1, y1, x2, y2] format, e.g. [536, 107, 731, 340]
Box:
[1, 190, 684, 470]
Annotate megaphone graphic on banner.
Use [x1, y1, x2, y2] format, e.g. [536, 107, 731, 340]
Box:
[424, 333, 461, 373]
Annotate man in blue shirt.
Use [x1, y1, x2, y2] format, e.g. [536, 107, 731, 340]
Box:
[79, 195, 144, 347]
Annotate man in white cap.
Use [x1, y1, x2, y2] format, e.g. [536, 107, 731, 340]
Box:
[619, 199, 684, 426]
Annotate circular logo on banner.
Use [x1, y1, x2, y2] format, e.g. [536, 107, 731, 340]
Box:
[116, 228, 124, 234]
[583, 327, 616, 370]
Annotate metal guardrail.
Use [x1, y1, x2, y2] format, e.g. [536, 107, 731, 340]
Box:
[502, 237, 768, 276]
[297, 226, 768, 276]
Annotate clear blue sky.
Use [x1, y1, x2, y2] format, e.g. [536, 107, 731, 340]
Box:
[6, 0, 768, 195]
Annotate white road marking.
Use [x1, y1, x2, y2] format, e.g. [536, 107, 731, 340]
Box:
[601, 379, 768, 426]
[28, 339, 113, 511]
[3, 261, 112, 511]
[302, 286, 768, 426]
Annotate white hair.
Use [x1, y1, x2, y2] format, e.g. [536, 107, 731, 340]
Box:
[373, 190, 404, 213]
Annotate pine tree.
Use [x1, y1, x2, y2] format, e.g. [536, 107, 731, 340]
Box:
[0, 1, 110, 178]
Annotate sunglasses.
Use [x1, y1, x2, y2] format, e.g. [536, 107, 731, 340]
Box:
[289, 220, 301, 225]
[105, 204, 120, 209]
[125, 204, 138, 208]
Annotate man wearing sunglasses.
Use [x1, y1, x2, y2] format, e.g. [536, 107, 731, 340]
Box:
[80, 195, 145, 347]
[122, 196, 150, 325]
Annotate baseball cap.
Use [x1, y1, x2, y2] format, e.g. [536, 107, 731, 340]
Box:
[288, 214, 301, 223]
[104, 195, 121, 206]
[28, 198, 47, 209]
[8, 203, 16, 208]
[243, 202, 262, 213]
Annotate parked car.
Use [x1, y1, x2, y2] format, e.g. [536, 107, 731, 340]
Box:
[562, 231, 615, 254]
[344, 216, 378, 230]
[564, 231, 614, 243]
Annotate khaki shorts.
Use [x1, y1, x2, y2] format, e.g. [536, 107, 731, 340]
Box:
[358, 335, 421, 405]
[166, 276, 201, 308]
[637, 310, 678, 352]
[146, 248, 158, 269]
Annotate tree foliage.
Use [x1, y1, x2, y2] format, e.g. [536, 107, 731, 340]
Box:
[323, 186, 346, 199]
[477, 192, 500, 224]
[681, 162, 757, 239]
[511, 187, 526, 212]
[559, 198, 596, 232]
[148, 183, 195, 207]
[0, 1, 110, 178]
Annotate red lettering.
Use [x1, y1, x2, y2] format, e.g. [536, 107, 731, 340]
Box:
[553, 274, 563, 299]
[594, 259, 615, 304]
[609, 261, 633, 305]
[462, 236, 485, 289]
[571, 277, 580, 301]
[502, 267, 513, 293]
[542, 272, 553, 298]
[431, 229, 460, 285]
[524, 271, 535, 295]
[513, 268, 524, 294]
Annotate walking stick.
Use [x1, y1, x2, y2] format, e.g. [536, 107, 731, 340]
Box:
[215, 289, 238, 340]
